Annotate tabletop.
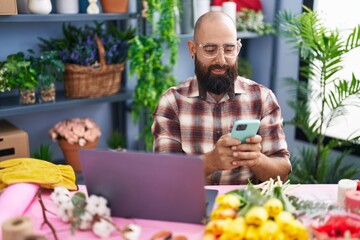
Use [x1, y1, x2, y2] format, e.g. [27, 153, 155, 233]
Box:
[0, 183, 339, 240]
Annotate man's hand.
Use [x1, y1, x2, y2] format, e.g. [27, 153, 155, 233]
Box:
[230, 135, 262, 168]
[202, 134, 263, 176]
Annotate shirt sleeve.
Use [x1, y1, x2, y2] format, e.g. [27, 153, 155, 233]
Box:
[259, 90, 290, 159]
[151, 93, 185, 153]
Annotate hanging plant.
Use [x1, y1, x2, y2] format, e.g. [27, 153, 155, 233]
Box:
[128, 0, 180, 150]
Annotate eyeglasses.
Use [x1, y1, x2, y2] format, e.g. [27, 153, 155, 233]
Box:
[195, 41, 241, 59]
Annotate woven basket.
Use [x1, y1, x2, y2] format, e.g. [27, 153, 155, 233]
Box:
[64, 37, 125, 98]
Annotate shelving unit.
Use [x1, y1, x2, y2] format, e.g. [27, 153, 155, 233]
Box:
[0, 3, 142, 155]
[0, 13, 139, 22]
[0, 90, 132, 118]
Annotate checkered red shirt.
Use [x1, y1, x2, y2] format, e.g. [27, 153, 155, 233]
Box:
[152, 76, 290, 185]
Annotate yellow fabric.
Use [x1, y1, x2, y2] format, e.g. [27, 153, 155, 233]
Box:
[0, 158, 77, 191]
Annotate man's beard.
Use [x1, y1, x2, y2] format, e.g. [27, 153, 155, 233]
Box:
[195, 56, 237, 96]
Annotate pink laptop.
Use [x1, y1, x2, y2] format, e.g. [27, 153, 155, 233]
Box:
[79, 149, 213, 224]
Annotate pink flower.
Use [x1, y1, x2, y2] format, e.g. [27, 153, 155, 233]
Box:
[49, 118, 101, 145]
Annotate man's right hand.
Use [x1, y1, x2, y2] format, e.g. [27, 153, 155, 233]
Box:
[202, 134, 241, 175]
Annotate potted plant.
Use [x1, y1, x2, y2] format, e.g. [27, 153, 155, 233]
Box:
[49, 117, 101, 172]
[28, 50, 65, 103]
[2, 52, 38, 104]
[107, 130, 127, 151]
[38, 22, 134, 98]
[32, 143, 54, 162]
[276, 7, 360, 183]
[128, 0, 180, 150]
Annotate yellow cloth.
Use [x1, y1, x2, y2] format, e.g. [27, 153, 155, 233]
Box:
[0, 158, 77, 191]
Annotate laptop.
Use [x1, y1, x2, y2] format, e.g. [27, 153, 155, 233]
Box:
[79, 149, 217, 224]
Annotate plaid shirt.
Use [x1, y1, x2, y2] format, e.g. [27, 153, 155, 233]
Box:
[152, 76, 290, 185]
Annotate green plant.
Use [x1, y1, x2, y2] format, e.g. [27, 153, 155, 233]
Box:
[28, 50, 65, 88]
[32, 143, 54, 162]
[276, 7, 360, 183]
[238, 56, 253, 78]
[106, 130, 127, 150]
[0, 64, 10, 92]
[128, 0, 180, 150]
[236, 9, 274, 35]
[2, 52, 38, 90]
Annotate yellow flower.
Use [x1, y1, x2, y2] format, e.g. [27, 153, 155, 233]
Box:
[223, 217, 246, 238]
[259, 220, 279, 239]
[202, 233, 217, 240]
[275, 211, 295, 232]
[205, 219, 231, 236]
[263, 198, 283, 218]
[285, 219, 309, 240]
[216, 194, 241, 209]
[244, 225, 259, 240]
[245, 206, 268, 226]
[210, 208, 237, 220]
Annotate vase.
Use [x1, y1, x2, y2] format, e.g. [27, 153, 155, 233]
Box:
[180, 0, 193, 34]
[17, 0, 30, 13]
[100, 0, 128, 13]
[58, 139, 98, 172]
[39, 83, 56, 103]
[19, 89, 36, 105]
[56, 0, 79, 14]
[79, 0, 88, 13]
[28, 0, 52, 14]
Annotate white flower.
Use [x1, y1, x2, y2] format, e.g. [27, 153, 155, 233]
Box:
[79, 212, 93, 230]
[92, 219, 115, 238]
[57, 200, 74, 222]
[50, 187, 71, 207]
[86, 195, 111, 217]
[123, 224, 142, 240]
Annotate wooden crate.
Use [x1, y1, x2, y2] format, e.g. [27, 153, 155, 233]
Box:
[0, 0, 17, 15]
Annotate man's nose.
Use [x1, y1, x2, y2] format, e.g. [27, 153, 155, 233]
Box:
[215, 48, 226, 66]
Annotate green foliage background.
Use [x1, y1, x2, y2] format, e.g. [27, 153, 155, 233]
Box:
[277, 7, 360, 183]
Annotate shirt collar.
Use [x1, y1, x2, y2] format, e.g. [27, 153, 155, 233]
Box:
[187, 76, 246, 99]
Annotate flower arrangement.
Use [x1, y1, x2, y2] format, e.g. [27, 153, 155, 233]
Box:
[49, 118, 101, 146]
[38, 22, 135, 66]
[236, 9, 274, 35]
[49, 187, 141, 239]
[204, 178, 309, 239]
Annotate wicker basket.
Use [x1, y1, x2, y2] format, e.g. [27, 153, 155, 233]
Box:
[64, 37, 125, 98]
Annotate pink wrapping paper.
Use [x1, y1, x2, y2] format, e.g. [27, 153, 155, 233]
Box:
[0, 183, 40, 239]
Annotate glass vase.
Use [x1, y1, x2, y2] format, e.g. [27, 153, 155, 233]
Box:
[39, 83, 56, 103]
[19, 88, 36, 105]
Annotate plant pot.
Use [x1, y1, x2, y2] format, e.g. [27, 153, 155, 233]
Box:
[19, 89, 36, 105]
[39, 84, 56, 103]
[100, 0, 129, 13]
[58, 139, 98, 172]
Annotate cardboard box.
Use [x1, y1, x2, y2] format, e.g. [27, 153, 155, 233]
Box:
[0, 0, 18, 15]
[0, 120, 29, 161]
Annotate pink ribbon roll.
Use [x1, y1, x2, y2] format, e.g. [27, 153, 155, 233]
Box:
[0, 183, 39, 239]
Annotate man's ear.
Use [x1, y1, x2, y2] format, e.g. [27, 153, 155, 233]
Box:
[187, 40, 196, 59]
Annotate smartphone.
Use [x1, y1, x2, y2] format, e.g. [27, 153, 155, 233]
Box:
[230, 119, 260, 142]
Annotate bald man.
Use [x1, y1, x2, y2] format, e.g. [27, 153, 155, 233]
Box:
[151, 11, 291, 185]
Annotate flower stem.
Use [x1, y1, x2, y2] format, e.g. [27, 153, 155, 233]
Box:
[37, 188, 59, 240]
